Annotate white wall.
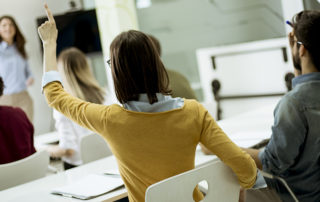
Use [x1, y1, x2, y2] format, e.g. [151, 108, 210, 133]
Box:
[281, 0, 304, 34]
[94, 0, 139, 93]
[0, 0, 82, 135]
[136, 0, 286, 100]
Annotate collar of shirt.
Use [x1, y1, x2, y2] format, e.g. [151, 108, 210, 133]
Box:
[0, 41, 10, 50]
[123, 93, 184, 112]
[292, 72, 320, 88]
[42, 71, 184, 112]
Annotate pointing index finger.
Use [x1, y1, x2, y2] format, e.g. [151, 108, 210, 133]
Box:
[44, 3, 55, 23]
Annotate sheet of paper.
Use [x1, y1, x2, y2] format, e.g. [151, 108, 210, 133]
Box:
[231, 139, 265, 148]
[228, 131, 271, 148]
[104, 168, 120, 175]
[228, 131, 271, 140]
[51, 174, 124, 200]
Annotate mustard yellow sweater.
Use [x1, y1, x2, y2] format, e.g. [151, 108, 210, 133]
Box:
[44, 82, 256, 202]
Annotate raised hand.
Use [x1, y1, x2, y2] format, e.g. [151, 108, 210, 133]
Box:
[38, 3, 58, 44]
[39, 4, 58, 72]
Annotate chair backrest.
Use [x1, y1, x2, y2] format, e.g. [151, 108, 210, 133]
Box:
[80, 133, 112, 164]
[0, 150, 49, 190]
[145, 160, 240, 202]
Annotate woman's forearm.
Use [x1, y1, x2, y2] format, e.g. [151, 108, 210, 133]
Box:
[43, 41, 57, 72]
[242, 148, 263, 169]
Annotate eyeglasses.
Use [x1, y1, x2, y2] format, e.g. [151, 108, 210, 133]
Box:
[292, 38, 303, 46]
[286, 20, 303, 47]
[289, 34, 303, 47]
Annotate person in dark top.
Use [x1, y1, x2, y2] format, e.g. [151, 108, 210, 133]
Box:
[0, 76, 35, 164]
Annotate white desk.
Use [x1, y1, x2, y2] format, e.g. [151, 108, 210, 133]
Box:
[1, 156, 125, 202]
[2, 104, 276, 202]
[218, 104, 275, 148]
[0, 150, 216, 202]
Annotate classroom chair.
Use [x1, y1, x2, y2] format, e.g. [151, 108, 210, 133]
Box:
[0, 150, 49, 190]
[259, 170, 299, 202]
[80, 133, 113, 164]
[145, 160, 240, 202]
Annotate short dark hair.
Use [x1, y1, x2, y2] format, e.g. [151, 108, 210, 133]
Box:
[0, 77, 4, 96]
[110, 30, 171, 104]
[292, 10, 320, 71]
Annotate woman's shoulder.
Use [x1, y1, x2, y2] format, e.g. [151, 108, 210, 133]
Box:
[183, 99, 202, 108]
[180, 99, 205, 113]
[0, 105, 25, 114]
[0, 106, 31, 124]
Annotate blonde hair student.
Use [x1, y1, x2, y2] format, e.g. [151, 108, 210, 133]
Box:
[38, 4, 257, 201]
[46, 47, 106, 170]
[57, 47, 105, 104]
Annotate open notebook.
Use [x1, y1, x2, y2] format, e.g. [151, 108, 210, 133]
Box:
[51, 174, 124, 200]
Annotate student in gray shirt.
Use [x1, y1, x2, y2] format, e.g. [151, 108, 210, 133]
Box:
[244, 10, 320, 202]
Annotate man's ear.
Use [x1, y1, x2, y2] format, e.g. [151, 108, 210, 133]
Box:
[299, 45, 307, 57]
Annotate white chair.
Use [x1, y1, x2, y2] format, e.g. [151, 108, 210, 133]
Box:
[80, 133, 112, 164]
[259, 170, 298, 202]
[0, 150, 49, 190]
[145, 160, 240, 202]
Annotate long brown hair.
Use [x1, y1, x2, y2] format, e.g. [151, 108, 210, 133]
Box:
[0, 16, 27, 59]
[58, 47, 105, 104]
[110, 30, 171, 104]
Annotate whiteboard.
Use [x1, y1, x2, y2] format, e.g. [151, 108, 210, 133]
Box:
[215, 49, 289, 96]
[196, 38, 293, 102]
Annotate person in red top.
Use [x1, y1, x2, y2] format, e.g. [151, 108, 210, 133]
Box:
[0, 76, 35, 164]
